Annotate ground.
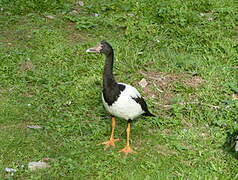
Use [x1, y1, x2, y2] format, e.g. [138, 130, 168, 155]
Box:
[0, 0, 238, 179]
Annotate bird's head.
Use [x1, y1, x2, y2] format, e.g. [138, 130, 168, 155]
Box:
[86, 40, 113, 56]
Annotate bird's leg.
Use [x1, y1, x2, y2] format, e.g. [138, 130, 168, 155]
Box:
[98, 116, 120, 149]
[119, 121, 135, 154]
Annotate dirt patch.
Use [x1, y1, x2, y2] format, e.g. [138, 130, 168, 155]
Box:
[139, 71, 178, 104]
[161, 128, 174, 135]
[0, 121, 30, 130]
[0, 16, 34, 46]
[22, 90, 35, 97]
[139, 71, 204, 107]
[65, 22, 88, 44]
[183, 76, 204, 87]
[140, 70, 204, 90]
[0, 31, 17, 46]
[20, 60, 34, 71]
[156, 144, 178, 156]
[140, 71, 179, 90]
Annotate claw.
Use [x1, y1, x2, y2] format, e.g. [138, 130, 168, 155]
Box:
[98, 138, 120, 149]
[119, 145, 136, 155]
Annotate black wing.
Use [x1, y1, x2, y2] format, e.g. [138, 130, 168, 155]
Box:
[131, 96, 155, 117]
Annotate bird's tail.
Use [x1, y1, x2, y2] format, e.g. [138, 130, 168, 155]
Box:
[143, 111, 156, 117]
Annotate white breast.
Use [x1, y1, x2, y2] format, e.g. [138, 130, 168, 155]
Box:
[102, 83, 144, 120]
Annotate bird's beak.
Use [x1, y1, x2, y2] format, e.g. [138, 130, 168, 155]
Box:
[86, 44, 102, 53]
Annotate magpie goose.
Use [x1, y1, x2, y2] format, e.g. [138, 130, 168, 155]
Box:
[86, 41, 155, 154]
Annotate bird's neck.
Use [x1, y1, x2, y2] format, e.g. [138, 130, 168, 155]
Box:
[103, 51, 117, 89]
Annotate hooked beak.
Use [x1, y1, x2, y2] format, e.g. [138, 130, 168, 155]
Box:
[86, 44, 102, 53]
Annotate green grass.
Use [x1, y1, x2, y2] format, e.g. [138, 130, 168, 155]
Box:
[0, 0, 238, 179]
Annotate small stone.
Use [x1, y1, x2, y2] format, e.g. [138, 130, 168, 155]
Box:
[128, 13, 135, 17]
[94, 13, 99, 17]
[235, 137, 238, 152]
[64, 101, 72, 106]
[200, 13, 205, 17]
[28, 162, 50, 171]
[71, 10, 78, 14]
[77, 1, 84, 6]
[207, 17, 213, 21]
[27, 125, 42, 129]
[5, 168, 17, 173]
[138, 78, 148, 88]
[235, 145, 238, 152]
[45, 15, 55, 19]
[232, 94, 238, 100]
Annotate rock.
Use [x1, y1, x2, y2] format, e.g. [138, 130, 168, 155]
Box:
[232, 94, 238, 100]
[208, 17, 213, 21]
[64, 101, 72, 106]
[27, 125, 42, 129]
[5, 168, 17, 173]
[28, 162, 50, 171]
[138, 78, 148, 88]
[235, 136, 238, 152]
[77, 1, 84, 6]
[128, 13, 135, 17]
[71, 10, 78, 14]
[45, 15, 55, 19]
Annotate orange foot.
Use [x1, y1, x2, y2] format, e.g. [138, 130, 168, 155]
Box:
[98, 138, 120, 149]
[119, 146, 136, 155]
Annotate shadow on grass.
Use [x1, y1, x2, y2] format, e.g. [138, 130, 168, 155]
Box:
[223, 131, 238, 160]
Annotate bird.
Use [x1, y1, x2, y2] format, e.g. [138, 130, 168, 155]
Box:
[86, 40, 155, 154]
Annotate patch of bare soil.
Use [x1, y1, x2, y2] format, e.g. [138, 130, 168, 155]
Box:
[65, 22, 88, 44]
[22, 90, 35, 98]
[140, 71, 179, 90]
[139, 70, 204, 108]
[183, 76, 204, 88]
[155, 144, 178, 156]
[0, 17, 34, 47]
[20, 60, 34, 71]
[0, 121, 29, 130]
[139, 71, 178, 103]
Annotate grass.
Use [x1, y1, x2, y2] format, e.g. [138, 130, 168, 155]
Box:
[0, 0, 238, 179]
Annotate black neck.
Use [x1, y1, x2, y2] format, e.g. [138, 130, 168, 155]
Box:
[103, 51, 117, 89]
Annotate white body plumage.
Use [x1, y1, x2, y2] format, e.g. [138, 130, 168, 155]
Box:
[102, 83, 144, 120]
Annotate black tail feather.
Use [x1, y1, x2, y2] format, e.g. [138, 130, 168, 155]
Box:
[143, 111, 156, 117]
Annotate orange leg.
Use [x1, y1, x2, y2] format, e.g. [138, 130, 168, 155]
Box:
[119, 122, 135, 154]
[98, 117, 120, 149]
